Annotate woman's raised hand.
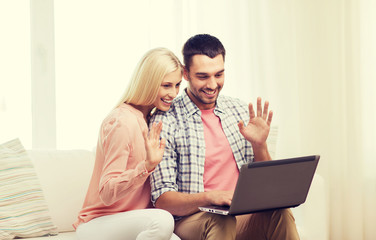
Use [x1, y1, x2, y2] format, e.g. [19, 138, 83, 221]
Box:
[143, 122, 166, 172]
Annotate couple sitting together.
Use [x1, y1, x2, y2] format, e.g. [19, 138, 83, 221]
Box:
[73, 34, 300, 240]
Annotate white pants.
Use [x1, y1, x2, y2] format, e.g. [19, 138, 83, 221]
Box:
[76, 209, 180, 240]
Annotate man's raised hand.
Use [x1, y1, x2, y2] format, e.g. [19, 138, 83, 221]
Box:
[237, 97, 273, 147]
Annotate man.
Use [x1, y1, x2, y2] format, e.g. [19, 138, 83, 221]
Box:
[150, 34, 299, 240]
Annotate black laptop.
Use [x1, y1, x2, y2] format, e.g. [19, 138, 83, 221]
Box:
[199, 155, 320, 215]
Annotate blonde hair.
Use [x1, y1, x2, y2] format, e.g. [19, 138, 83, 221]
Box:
[116, 48, 183, 107]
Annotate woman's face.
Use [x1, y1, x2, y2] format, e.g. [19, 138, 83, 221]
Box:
[153, 68, 182, 111]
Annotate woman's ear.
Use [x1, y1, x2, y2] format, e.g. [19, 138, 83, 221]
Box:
[183, 67, 189, 81]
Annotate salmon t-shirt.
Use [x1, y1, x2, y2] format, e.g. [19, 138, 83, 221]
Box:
[201, 108, 239, 192]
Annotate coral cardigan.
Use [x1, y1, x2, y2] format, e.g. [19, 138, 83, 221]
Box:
[73, 103, 152, 229]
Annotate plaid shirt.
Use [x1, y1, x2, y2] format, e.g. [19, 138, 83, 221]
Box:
[150, 89, 254, 204]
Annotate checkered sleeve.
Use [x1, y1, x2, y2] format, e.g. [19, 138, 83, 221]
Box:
[218, 96, 254, 166]
[235, 99, 254, 163]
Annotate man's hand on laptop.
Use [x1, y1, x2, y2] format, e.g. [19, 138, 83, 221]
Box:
[205, 190, 233, 206]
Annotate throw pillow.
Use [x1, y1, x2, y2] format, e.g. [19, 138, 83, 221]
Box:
[0, 138, 58, 239]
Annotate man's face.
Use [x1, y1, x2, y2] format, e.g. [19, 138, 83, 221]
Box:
[184, 54, 225, 110]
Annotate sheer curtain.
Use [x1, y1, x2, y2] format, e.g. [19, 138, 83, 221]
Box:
[249, 0, 376, 239]
[346, 0, 376, 239]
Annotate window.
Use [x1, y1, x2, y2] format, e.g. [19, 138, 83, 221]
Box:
[0, 1, 31, 148]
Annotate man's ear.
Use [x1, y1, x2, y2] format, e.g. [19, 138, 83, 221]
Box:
[183, 67, 190, 81]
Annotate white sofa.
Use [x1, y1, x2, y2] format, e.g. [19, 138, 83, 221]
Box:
[25, 149, 328, 240]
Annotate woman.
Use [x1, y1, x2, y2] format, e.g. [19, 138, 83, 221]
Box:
[73, 48, 183, 240]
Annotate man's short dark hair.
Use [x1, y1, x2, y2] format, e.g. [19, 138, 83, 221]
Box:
[182, 34, 226, 71]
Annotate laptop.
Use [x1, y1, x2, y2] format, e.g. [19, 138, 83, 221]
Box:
[199, 155, 320, 215]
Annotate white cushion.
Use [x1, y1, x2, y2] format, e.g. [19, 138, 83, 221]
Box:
[28, 149, 95, 233]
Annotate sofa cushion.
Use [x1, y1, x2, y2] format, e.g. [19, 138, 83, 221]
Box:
[29, 149, 95, 233]
[0, 139, 58, 239]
